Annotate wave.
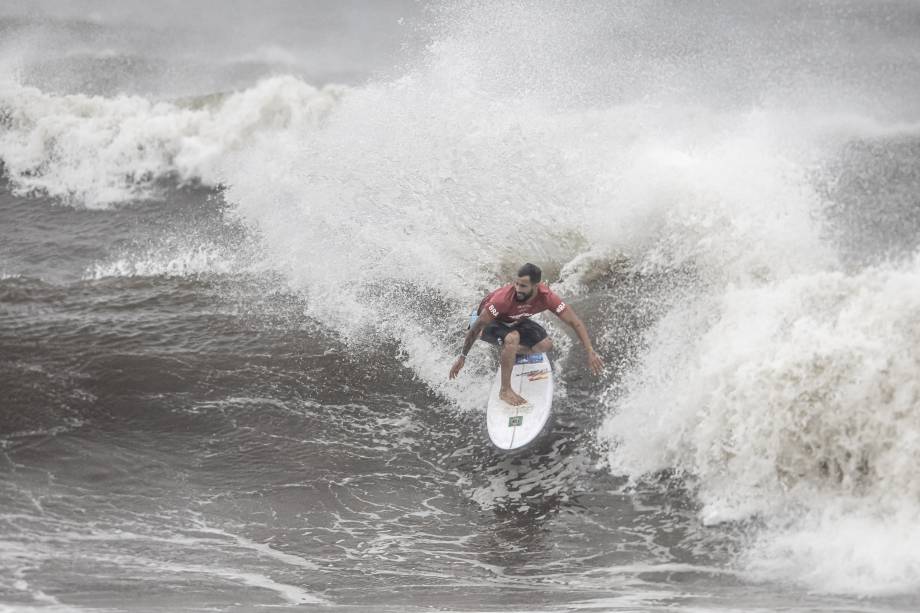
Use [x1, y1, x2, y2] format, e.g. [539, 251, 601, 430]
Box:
[602, 254, 920, 593]
[219, 77, 863, 415]
[0, 76, 347, 207]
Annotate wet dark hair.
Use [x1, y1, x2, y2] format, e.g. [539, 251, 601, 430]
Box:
[517, 263, 542, 284]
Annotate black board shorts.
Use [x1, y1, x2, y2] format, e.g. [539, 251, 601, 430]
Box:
[480, 318, 548, 349]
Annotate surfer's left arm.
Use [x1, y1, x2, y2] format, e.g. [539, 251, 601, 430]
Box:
[558, 306, 604, 376]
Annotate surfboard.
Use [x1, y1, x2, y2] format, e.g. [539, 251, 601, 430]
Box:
[486, 353, 553, 451]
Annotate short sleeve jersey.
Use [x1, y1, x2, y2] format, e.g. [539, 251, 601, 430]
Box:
[477, 283, 567, 325]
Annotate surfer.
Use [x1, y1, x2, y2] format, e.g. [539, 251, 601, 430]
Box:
[448, 263, 604, 406]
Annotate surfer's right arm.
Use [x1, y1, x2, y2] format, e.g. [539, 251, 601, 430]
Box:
[449, 308, 495, 379]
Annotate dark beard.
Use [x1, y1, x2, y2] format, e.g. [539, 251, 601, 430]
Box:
[514, 291, 531, 302]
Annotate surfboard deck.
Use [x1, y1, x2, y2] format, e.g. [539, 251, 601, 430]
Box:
[486, 352, 553, 451]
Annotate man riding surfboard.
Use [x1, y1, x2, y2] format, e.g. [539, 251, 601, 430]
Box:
[449, 263, 604, 406]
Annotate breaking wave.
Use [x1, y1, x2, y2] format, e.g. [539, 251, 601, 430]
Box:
[0, 76, 347, 207]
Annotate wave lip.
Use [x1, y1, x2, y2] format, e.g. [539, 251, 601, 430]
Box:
[0, 76, 347, 207]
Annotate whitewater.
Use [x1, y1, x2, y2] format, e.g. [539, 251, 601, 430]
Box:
[1, 1, 920, 610]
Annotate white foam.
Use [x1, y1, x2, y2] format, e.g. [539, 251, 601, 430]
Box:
[83, 243, 252, 279]
[181, 565, 326, 604]
[744, 505, 920, 596]
[188, 526, 320, 570]
[0, 528, 327, 606]
[602, 254, 920, 593]
[0, 76, 347, 207]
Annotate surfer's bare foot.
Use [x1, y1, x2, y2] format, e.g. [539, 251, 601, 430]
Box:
[499, 388, 527, 406]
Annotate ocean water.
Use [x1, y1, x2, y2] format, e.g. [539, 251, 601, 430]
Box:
[2, 1, 920, 611]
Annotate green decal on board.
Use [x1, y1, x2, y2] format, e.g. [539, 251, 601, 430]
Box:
[508, 416, 523, 427]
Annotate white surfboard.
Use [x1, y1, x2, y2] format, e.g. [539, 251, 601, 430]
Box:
[486, 353, 553, 451]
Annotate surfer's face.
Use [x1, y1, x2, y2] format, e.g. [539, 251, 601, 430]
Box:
[513, 276, 535, 302]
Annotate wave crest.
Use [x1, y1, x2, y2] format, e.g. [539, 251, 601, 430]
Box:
[0, 76, 347, 207]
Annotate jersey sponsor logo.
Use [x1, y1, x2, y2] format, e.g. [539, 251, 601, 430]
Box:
[555, 302, 566, 313]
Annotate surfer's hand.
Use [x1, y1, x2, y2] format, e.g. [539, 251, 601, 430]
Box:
[586, 350, 603, 376]
[449, 355, 465, 379]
